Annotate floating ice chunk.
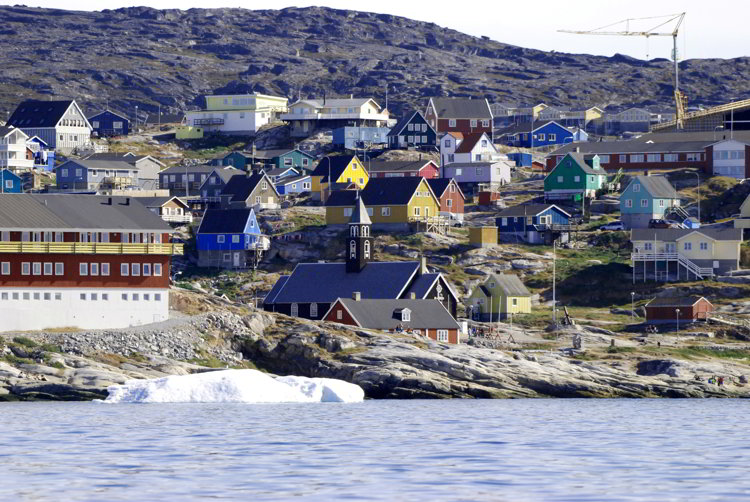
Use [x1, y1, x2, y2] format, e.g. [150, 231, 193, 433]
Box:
[103, 369, 364, 404]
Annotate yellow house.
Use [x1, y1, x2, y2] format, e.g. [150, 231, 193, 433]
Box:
[175, 125, 204, 139]
[631, 228, 742, 282]
[466, 274, 532, 321]
[734, 195, 750, 229]
[325, 177, 439, 229]
[311, 155, 369, 200]
[469, 226, 498, 248]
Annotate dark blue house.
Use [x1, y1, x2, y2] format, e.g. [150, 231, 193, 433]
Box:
[497, 120, 574, 148]
[387, 110, 438, 149]
[196, 208, 268, 268]
[88, 110, 130, 137]
[495, 203, 572, 244]
[0, 169, 22, 193]
[506, 152, 532, 167]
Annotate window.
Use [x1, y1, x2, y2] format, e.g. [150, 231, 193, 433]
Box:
[364, 240, 370, 259]
[687, 153, 702, 162]
[122, 293, 128, 301]
[75, 168, 82, 177]
[132, 263, 140, 276]
[640, 199, 648, 207]
[619, 155, 627, 163]
[143, 293, 150, 301]
[217, 235, 226, 243]
[43, 263, 52, 275]
[574, 176, 580, 182]
[633, 184, 640, 192]
[336, 309, 342, 320]
[449, 119, 456, 127]
[54, 292, 61, 301]
[80, 293, 86, 301]
[101, 263, 109, 276]
[349, 240, 356, 258]
[61, 168, 68, 177]
[549, 134, 556, 142]
[143, 264, 151, 276]
[647, 154, 661, 162]
[512, 298, 518, 306]
[444, 139, 452, 147]
[557, 176, 563, 183]
[684, 242, 692, 251]
[102, 293, 108, 301]
[437, 330, 449, 342]
[700, 242, 708, 250]
[482, 120, 490, 128]
[414, 206, 420, 216]
[343, 208, 353, 217]
[310, 303, 318, 318]
[0, 262, 8, 275]
[447, 199, 452, 207]
[255, 196, 261, 205]
[21, 262, 30, 275]
[262, 181, 268, 190]
[302, 158, 309, 167]
[644, 242, 653, 251]
[79, 263, 88, 276]
[223, 253, 231, 262]
[630, 154, 644, 163]
[133, 293, 139, 301]
[154, 263, 162, 276]
[471, 120, 477, 127]
[402, 309, 411, 322]
[476, 167, 482, 175]
[539, 133, 545, 141]
[121, 263, 129, 276]
[381, 207, 391, 216]
[91, 293, 98, 301]
[664, 154, 678, 162]
[155, 293, 161, 301]
[659, 200, 665, 208]
[0, 292, 6, 300]
[291, 303, 298, 317]
[232, 235, 240, 243]
[625, 199, 633, 208]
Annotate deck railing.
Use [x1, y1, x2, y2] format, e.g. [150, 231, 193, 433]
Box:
[0, 242, 184, 255]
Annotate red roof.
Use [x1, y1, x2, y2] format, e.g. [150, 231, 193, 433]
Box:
[454, 132, 487, 154]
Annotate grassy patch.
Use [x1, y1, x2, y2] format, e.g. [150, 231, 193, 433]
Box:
[40, 343, 63, 353]
[2, 353, 34, 365]
[644, 345, 750, 362]
[12, 336, 39, 348]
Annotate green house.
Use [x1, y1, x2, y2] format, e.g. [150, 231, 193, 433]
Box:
[544, 153, 607, 202]
[223, 149, 315, 173]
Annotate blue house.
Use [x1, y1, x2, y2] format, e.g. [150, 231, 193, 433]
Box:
[495, 203, 572, 244]
[332, 126, 390, 150]
[88, 110, 130, 137]
[196, 208, 269, 268]
[506, 152, 532, 168]
[498, 120, 574, 148]
[26, 136, 55, 171]
[0, 169, 22, 193]
[276, 175, 312, 195]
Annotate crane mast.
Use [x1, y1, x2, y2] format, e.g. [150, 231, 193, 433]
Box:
[559, 13, 687, 129]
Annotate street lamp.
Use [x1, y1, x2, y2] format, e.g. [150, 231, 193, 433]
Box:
[631, 292, 635, 321]
[676, 308, 681, 331]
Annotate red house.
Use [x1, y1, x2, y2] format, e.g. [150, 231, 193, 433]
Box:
[366, 159, 439, 179]
[427, 178, 465, 222]
[645, 296, 714, 323]
[323, 294, 461, 344]
[425, 98, 493, 138]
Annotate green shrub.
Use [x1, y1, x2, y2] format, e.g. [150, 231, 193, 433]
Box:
[12, 336, 38, 348]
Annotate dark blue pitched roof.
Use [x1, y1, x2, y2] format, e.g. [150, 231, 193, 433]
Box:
[426, 178, 464, 199]
[310, 155, 356, 182]
[264, 275, 289, 304]
[197, 208, 253, 234]
[326, 177, 427, 207]
[8, 100, 74, 128]
[269, 261, 420, 304]
[220, 172, 274, 202]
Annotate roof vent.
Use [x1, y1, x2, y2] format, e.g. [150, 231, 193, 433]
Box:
[352, 291, 361, 301]
[409, 292, 416, 299]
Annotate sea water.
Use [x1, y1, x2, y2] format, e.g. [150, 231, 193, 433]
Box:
[1, 399, 749, 501]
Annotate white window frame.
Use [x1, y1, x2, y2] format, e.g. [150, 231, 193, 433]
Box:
[121, 263, 129, 276]
[0, 262, 9, 275]
[132, 263, 140, 276]
[154, 263, 162, 276]
[437, 330, 449, 342]
[291, 303, 298, 317]
[217, 235, 226, 243]
[310, 303, 318, 318]
[43, 262, 52, 275]
[79, 263, 88, 276]
[640, 199, 648, 207]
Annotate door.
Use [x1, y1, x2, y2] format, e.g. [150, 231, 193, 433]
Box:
[233, 252, 241, 267]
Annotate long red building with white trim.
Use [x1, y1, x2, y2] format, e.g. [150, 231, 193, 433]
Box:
[0, 194, 183, 331]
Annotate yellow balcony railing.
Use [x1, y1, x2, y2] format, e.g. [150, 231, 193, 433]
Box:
[0, 242, 184, 256]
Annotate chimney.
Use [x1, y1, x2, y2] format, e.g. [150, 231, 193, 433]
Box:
[125, 197, 130, 206]
[352, 292, 361, 301]
[575, 146, 580, 153]
[420, 256, 428, 275]
[107, 197, 112, 205]
[350, 94, 353, 99]
[409, 292, 416, 299]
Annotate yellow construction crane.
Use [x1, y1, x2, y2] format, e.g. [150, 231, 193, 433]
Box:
[559, 13, 687, 129]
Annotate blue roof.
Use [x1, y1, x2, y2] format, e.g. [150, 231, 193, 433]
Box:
[264, 275, 289, 304]
[269, 261, 420, 304]
[197, 208, 255, 234]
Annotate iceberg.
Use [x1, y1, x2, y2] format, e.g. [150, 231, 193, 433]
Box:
[103, 369, 365, 404]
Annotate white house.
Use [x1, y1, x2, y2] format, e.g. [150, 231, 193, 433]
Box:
[185, 93, 289, 136]
[442, 161, 512, 186]
[0, 126, 33, 172]
[440, 131, 505, 167]
[710, 139, 748, 179]
[7, 99, 92, 153]
[280, 97, 390, 137]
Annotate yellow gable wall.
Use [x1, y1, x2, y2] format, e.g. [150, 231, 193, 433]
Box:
[406, 179, 440, 219]
[337, 157, 369, 188]
[633, 235, 740, 262]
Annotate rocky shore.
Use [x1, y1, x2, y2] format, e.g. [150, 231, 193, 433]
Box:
[2, 297, 749, 401]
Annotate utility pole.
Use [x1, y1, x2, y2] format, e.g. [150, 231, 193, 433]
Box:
[158, 104, 161, 131]
[552, 239, 557, 325]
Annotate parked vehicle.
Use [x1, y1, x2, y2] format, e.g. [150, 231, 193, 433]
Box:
[600, 221, 625, 231]
[648, 219, 671, 229]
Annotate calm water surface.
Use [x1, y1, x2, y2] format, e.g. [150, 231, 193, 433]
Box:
[1, 399, 749, 501]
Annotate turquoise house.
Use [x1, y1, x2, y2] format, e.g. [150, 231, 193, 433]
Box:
[544, 153, 607, 202]
[620, 175, 681, 229]
[223, 149, 316, 173]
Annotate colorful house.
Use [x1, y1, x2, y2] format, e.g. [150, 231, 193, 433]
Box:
[196, 208, 269, 269]
[620, 175, 681, 229]
[495, 204, 572, 244]
[734, 193, 750, 229]
[280, 98, 390, 138]
[251, 149, 316, 173]
[310, 155, 369, 201]
[88, 109, 130, 137]
[466, 274, 532, 321]
[133, 196, 193, 224]
[440, 132, 502, 165]
[323, 297, 461, 344]
[631, 228, 743, 282]
[645, 296, 714, 324]
[367, 160, 439, 179]
[158, 165, 216, 197]
[263, 201, 458, 319]
[497, 120, 574, 148]
[544, 153, 607, 202]
[0, 125, 33, 172]
[0, 169, 22, 193]
[276, 175, 312, 195]
[332, 126, 390, 150]
[469, 226, 498, 248]
[427, 178, 465, 222]
[184, 93, 288, 135]
[424, 98, 493, 137]
[198, 167, 243, 202]
[265, 166, 300, 183]
[7, 99, 92, 153]
[387, 111, 438, 149]
[219, 171, 281, 210]
[325, 177, 440, 230]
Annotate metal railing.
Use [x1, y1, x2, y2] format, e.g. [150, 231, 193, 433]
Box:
[631, 251, 713, 278]
[0, 242, 184, 255]
[162, 214, 193, 223]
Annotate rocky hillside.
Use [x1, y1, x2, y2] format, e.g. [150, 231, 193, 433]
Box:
[1, 5, 748, 120]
